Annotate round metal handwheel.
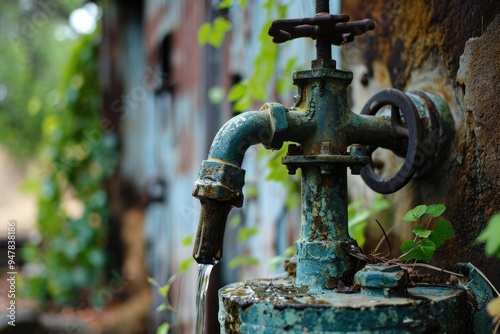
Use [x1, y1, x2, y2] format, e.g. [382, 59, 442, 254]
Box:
[360, 89, 422, 194]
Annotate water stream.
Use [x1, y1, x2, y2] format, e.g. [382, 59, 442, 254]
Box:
[195, 263, 214, 334]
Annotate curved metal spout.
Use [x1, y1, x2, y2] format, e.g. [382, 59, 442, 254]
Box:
[192, 103, 315, 264]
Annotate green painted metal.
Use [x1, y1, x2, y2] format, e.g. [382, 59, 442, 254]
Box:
[192, 50, 478, 333]
[354, 264, 410, 297]
[219, 278, 470, 333]
[455, 263, 496, 333]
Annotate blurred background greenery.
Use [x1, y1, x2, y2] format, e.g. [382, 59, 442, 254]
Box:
[1, 0, 119, 307]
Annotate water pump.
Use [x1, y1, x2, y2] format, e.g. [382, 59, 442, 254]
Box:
[192, 1, 496, 332]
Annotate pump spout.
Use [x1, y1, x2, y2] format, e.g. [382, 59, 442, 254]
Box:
[193, 199, 232, 264]
[192, 103, 301, 264]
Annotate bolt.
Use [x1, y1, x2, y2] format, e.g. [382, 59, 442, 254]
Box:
[350, 165, 362, 175]
[350, 144, 364, 175]
[287, 165, 298, 175]
[286, 143, 302, 175]
[287, 143, 302, 155]
[320, 142, 332, 155]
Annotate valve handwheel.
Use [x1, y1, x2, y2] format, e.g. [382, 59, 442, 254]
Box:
[268, 0, 374, 61]
[360, 89, 422, 194]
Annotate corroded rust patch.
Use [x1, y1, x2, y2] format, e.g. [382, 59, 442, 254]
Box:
[344, 0, 500, 88]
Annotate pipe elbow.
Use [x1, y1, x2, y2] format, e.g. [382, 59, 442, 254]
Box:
[193, 103, 289, 206]
[192, 102, 315, 264]
[208, 103, 289, 167]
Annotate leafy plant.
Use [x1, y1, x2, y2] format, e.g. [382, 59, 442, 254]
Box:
[21, 28, 119, 305]
[0, 1, 82, 160]
[348, 194, 390, 248]
[476, 213, 500, 257]
[198, 0, 294, 112]
[399, 204, 455, 263]
[148, 275, 177, 334]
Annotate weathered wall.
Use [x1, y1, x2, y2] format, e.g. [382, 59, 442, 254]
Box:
[343, 0, 500, 288]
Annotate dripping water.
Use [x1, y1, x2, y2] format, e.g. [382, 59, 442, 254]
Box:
[195, 263, 214, 334]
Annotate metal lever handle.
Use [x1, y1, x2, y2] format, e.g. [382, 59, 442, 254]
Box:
[359, 89, 422, 194]
[268, 15, 374, 46]
[268, 0, 374, 62]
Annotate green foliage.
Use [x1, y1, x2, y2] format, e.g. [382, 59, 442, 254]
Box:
[228, 1, 290, 112]
[348, 194, 390, 247]
[0, 1, 84, 160]
[399, 204, 455, 263]
[268, 246, 295, 271]
[476, 213, 500, 257]
[228, 255, 259, 269]
[21, 28, 119, 306]
[218, 0, 247, 8]
[178, 258, 195, 273]
[400, 239, 436, 263]
[237, 226, 259, 242]
[402, 205, 427, 221]
[148, 275, 177, 334]
[198, 17, 232, 48]
[198, 0, 294, 112]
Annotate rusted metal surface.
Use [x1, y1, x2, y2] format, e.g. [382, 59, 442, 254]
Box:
[343, 0, 500, 288]
[269, 0, 374, 65]
[219, 278, 470, 333]
[359, 89, 421, 194]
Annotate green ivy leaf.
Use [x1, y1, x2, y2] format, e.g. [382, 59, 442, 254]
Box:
[228, 256, 259, 269]
[227, 82, 247, 102]
[400, 239, 436, 263]
[246, 185, 258, 199]
[412, 225, 432, 238]
[249, 77, 267, 101]
[181, 234, 193, 247]
[476, 213, 500, 257]
[178, 258, 195, 273]
[372, 194, 390, 212]
[403, 205, 427, 222]
[425, 204, 446, 217]
[208, 17, 232, 48]
[151, 274, 176, 298]
[197, 22, 211, 45]
[147, 276, 161, 289]
[217, 0, 234, 8]
[233, 95, 252, 112]
[229, 214, 241, 228]
[237, 226, 258, 242]
[156, 303, 176, 313]
[400, 240, 418, 254]
[429, 219, 455, 247]
[156, 322, 170, 334]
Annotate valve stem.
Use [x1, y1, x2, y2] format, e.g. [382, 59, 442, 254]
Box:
[315, 0, 331, 60]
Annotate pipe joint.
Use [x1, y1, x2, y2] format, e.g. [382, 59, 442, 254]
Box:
[192, 160, 245, 207]
[261, 102, 289, 150]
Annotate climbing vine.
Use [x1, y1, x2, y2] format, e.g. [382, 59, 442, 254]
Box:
[198, 0, 293, 111]
[21, 28, 119, 306]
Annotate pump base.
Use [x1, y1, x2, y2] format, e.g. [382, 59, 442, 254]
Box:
[219, 278, 469, 333]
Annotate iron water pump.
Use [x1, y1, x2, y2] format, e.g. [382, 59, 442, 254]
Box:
[191, 2, 494, 333]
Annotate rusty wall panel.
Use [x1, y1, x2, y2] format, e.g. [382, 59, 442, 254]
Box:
[343, 0, 500, 288]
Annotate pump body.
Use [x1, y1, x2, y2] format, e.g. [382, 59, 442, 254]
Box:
[191, 5, 495, 333]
